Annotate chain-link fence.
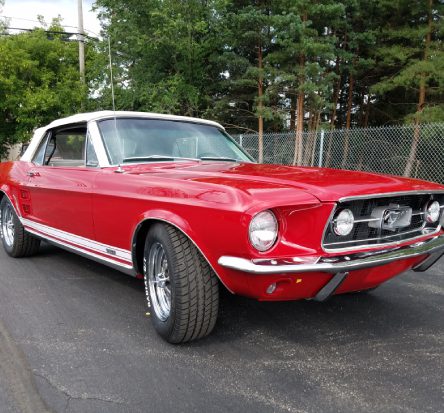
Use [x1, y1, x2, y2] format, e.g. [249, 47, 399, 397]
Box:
[233, 123, 444, 184]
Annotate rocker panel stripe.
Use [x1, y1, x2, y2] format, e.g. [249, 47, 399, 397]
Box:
[21, 218, 133, 266]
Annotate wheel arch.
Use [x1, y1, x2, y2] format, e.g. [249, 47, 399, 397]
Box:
[0, 188, 21, 217]
[131, 214, 233, 292]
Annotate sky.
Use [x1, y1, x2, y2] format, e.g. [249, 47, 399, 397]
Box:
[1, 0, 101, 37]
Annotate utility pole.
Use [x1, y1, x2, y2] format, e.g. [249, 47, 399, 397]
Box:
[77, 0, 85, 83]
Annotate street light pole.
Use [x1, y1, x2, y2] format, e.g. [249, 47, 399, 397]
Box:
[77, 0, 85, 83]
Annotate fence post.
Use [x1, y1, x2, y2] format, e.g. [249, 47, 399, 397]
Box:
[318, 129, 325, 167]
[239, 134, 243, 147]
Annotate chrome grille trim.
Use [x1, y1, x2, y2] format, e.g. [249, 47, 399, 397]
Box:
[322, 192, 444, 253]
[323, 227, 439, 247]
[338, 190, 444, 203]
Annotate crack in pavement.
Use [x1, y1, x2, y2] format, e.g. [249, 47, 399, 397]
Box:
[33, 371, 125, 412]
[0, 317, 52, 413]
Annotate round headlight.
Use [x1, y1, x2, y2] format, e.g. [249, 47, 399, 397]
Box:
[333, 209, 354, 236]
[249, 210, 278, 252]
[425, 200, 440, 223]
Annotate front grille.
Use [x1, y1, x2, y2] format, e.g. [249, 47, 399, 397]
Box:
[323, 193, 444, 251]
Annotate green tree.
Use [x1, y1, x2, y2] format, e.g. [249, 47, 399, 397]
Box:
[266, 1, 344, 164]
[0, 19, 94, 158]
[0, 0, 5, 33]
[370, 0, 444, 175]
[371, 0, 444, 123]
[95, 0, 222, 116]
[206, 0, 280, 162]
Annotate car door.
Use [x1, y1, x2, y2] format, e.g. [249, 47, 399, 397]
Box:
[23, 124, 99, 240]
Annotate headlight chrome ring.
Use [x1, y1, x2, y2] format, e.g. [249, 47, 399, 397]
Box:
[424, 200, 440, 224]
[333, 209, 355, 236]
[249, 210, 278, 252]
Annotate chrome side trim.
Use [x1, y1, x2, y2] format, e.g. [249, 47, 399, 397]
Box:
[26, 228, 135, 275]
[218, 234, 444, 275]
[21, 218, 132, 263]
[339, 190, 444, 203]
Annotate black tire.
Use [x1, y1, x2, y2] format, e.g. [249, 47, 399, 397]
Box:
[143, 223, 219, 343]
[0, 197, 40, 257]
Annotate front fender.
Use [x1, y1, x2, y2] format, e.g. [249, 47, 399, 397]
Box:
[131, 209, 236, 292]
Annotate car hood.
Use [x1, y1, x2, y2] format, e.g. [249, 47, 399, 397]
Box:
[124, 162, 444, 202]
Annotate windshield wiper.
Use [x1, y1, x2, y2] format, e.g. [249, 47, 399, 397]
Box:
[199, 156, 239, 162]
[123, 155, 179, 163]
[122, 155, 241, 164]
[123, 155, 176, 163]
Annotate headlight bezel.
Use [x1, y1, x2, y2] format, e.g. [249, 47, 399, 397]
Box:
[249, 210, 279, 252]
[332, 208, 355, 237]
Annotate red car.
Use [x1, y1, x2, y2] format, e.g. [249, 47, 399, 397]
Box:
[1, 111, 443, 343]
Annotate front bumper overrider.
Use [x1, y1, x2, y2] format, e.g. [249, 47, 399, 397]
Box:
[218, 234, 444, 275]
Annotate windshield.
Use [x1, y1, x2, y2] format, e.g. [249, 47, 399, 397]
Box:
[97, 118, 253, 165]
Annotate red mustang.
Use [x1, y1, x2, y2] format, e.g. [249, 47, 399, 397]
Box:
[1, 111, 443, 343]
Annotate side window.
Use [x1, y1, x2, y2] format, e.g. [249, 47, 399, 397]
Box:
[44, 127, 87, 167]
[85, 134, 99, 167]
[32, 133, 50, 165]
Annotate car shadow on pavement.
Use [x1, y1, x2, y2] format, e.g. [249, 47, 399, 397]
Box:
[36, 242, 145, 293]
[199, 279, 438, 349]
[36, 242, 439, 349]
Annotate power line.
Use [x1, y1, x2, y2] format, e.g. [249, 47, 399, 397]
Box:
[0, 15, 100, 37]
[1, 26, 99, 41]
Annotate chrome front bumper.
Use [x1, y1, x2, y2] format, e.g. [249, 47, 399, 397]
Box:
[218, 235, 444, 275]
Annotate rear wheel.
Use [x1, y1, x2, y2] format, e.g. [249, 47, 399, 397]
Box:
[143, 223, 219, 343]
[0, 197, 40, 257]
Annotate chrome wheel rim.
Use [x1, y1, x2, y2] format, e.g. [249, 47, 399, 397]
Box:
[147, 242, 171, 321]
[1, 204, 15, 248]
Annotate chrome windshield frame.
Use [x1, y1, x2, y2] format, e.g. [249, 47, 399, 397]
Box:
[94, 116, 255, 167]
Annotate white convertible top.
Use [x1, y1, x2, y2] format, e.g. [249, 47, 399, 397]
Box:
[21, 111, 225, 162]
[43, 110, 224, 129]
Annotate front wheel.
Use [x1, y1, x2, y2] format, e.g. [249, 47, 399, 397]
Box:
[143, 223, 219, 343]
[0, 197, 40, 257]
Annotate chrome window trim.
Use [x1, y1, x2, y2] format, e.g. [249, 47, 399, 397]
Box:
[94, 117, 254, 167]
[31, 131, 52, 165]
[87, 121, 111, 167]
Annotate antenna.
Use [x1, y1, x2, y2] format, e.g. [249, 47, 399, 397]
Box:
[108, 35, 124, 172]
[107, 35, 116, 114]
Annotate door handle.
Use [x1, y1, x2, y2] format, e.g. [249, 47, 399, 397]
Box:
[27, 171, 40, 177]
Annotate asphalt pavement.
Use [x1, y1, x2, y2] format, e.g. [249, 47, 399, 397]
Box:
[0, 242, 443, 413]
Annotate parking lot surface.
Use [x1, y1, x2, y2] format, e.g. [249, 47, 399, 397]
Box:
[0, 243, 443, 413]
